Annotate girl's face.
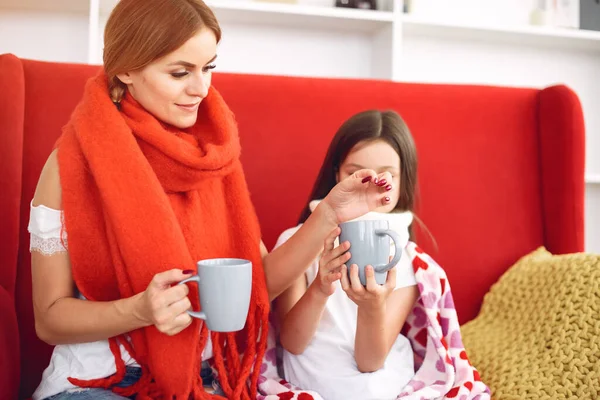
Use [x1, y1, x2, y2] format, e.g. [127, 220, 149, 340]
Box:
[337, 139, 401, 213]
[116, 28, 218, 129]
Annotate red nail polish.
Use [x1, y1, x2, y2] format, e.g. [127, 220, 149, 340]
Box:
[378, 179, 387, 186]
[183, 269, 194, 274]
[361, 176, 372, 183]
[385, 185, 392, 191]
[385, 196, 391, 202]
[373, 178, 379, 184]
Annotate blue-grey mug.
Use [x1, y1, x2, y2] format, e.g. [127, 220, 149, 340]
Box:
[178, 258, 252, 332]
[339, 220, 402, 285]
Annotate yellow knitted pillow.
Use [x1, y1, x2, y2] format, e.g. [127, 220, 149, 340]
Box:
[461, 247, 600, 400]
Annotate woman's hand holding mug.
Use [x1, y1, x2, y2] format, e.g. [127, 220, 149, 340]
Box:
[134, 269, 194, 336]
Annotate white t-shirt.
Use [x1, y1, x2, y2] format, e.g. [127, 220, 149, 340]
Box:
[28, 203, 213, 400]
[275, 209, 417, 400]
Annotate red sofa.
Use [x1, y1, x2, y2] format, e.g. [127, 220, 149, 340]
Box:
[0, 53, 585, 399]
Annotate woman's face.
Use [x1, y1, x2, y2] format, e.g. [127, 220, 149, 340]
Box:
[337, 139, 401, 213]
[117, 28, 218, 129]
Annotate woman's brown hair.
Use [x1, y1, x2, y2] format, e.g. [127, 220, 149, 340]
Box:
[103, 0, 221, 103]
[299, 110, 419, 224]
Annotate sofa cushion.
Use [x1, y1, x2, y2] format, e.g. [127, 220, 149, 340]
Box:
[461, 248, 600, 399]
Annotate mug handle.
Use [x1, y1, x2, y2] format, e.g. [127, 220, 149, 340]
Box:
[373, 229, 402, 273]
[178, 275, 207, 320]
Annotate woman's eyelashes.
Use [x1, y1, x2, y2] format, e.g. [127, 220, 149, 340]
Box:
[170, 64, 216, 79]
[203, 63, 216, 73]
[170, 71, 189, 78]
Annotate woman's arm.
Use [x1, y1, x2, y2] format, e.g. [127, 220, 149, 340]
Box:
[264, 170, 392, 300]
[341, 265, 418, 373]
[277, 228, 349, 355]
[32, 150, 192, 345]
[263, 204, 338, 301]
[32, 252, 151, 345]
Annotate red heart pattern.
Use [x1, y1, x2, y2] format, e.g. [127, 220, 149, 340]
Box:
[413, 256, 429, 272]
[446, 386, 460, 397]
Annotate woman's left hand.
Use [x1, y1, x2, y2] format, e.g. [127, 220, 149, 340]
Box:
[320, 169, 393, 225]
[340, 263, 396, 311]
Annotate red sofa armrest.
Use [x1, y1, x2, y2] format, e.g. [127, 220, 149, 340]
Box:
[539, 85, 586, 254]
[0, 288, 20, 400]
[0, 53, 25, 400]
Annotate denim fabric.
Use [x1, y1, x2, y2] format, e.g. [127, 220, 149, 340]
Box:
[45, 364, 225, 399]
[45, 367, 141, 400]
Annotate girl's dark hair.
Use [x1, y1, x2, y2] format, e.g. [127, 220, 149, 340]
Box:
[298, 110, 418, 224]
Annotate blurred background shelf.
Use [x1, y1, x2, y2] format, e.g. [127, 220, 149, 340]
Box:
[586, 174, 600, 184]
[203, 0, 395, 33]
[402, 14, 600, 52]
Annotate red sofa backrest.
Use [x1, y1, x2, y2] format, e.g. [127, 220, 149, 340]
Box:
[0, 54, 585, 399]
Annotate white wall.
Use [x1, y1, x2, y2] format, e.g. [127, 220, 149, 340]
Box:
[586, 186, 600, 253]
[0, 10, 88, 63]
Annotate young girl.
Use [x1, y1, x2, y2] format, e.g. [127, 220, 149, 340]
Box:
[275, 110, 421, 400]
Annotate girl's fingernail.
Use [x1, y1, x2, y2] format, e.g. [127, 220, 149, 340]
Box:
[385, 185, 392, 191]
[361, 176, 372, 183]
[182, 269, 194, 274]
[373, 178, 379, 184]
[385, 196, 391, 202]
[378, 179, 387, 186]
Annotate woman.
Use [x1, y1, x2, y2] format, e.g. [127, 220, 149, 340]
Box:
[29, 0, 393, 399]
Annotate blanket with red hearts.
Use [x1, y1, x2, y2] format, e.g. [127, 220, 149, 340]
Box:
[255, 242, 491, 400]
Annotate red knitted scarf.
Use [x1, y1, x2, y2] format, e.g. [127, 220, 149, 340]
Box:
[56, 72, 270, 399]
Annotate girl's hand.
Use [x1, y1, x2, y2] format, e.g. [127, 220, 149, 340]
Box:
[134, 269, 194, 336]
[340, 264, 397, 311]
[320, 169, 393, 225]
[312, 227, 351, 297]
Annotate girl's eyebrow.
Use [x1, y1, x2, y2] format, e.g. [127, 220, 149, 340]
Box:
[345, 163, 366, 169]
[345, 163, 399, 171]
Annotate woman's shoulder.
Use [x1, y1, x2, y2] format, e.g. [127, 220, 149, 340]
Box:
[32, 149, 62, 210]
[274, 224, 303, 249]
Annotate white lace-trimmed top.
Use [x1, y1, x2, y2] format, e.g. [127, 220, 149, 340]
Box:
[28, 202, 213, 400]
[28, 202, 68, 255]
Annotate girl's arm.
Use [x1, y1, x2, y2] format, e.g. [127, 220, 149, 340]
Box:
[277, 228, 350, 355]
[341, 264, 418, 373]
